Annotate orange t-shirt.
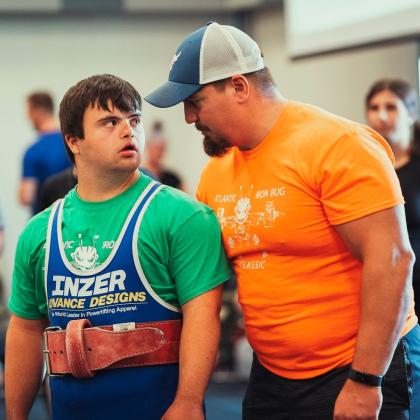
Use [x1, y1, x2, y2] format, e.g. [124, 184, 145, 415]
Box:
[196, 100, 417, 379]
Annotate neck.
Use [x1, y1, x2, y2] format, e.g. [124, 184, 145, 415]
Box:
[238, 93, 288, 150]
[38, 116, 59, 133]
[75, 168, 140, 202]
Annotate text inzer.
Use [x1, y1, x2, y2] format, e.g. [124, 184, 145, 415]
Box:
[52, 270, 126, 297]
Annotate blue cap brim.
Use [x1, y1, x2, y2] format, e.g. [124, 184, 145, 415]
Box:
[145, 81, 202, 108]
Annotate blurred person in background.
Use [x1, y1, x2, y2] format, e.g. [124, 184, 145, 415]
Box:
[366, 79, 420, 321]
[141, 121, 184, 190]
[39, 165, 77, 211]
[19, 91, 70, 215]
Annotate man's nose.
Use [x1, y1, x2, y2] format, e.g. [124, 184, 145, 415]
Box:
[184, 103, 198, 124]
[121, 118, 135, 137]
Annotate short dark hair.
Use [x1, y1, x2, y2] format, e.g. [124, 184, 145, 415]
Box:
[246, 67, 276, 91]
[211, 67, 276, 93]
[59, 74, 142, 163]
[27, 92, 54, 114]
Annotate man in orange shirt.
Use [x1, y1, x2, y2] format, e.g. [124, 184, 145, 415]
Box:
[146, 22, 420, 420]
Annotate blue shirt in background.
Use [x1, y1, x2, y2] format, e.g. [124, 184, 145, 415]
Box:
[22, 131, 70, 215]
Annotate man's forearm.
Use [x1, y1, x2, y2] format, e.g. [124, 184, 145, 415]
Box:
[18, 178, 37, 206]
[333, 206, 414, 418]
[175, 286, 223, 403]
[176, 286, 222, 402]
[5, 316, 48, 419]
[176, 311, 220, 403]
[162, 287, 223, 420]
[352, 250, 413, 375]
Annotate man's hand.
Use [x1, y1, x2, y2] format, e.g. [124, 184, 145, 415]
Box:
[161, 396, 204, 420]
[163, 285, 223, 420]
[334, 379, 382, 420]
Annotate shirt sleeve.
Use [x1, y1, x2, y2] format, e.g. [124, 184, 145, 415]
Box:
[169, 208, 232, 306]
[195, 169, 209, 205]
[8, 226, 46, 319]
[195, 188, 206, 205]
[316, 129, 404, 225]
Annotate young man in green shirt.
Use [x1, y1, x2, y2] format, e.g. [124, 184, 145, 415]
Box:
[6, 74, 231, 420]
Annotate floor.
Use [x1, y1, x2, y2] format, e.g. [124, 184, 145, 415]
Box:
[206, 380, 247, 420]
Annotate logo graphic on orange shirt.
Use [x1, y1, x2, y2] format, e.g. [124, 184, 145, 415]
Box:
[215, 186, 283, 249]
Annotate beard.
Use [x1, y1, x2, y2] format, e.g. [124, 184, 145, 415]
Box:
[196, 123, 232, 157]
[203, 136, 232, 157]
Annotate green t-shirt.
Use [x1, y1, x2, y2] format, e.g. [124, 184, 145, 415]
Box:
[9, 174, 232, 319]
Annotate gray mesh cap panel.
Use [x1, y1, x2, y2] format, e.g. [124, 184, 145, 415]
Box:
[144, 21, 266, 108]
[199, 22, 265, 84]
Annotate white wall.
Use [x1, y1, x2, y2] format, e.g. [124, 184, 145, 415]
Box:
[0, 7, 419, 301]
[252, 6, 419, 123]
[285, 0, 420, 57]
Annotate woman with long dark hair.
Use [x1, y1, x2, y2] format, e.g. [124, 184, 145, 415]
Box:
[366, 78, 420, 319]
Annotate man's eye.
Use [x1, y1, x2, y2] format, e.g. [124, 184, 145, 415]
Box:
[104, 119, 117, 127]
[187, 99, 200, 108]
[130, 117, 141, 127]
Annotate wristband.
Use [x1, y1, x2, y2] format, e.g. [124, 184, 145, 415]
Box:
[348, 368, 384, 387]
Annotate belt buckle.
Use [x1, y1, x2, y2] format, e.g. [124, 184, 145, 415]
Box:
[43, 326, 65, 377]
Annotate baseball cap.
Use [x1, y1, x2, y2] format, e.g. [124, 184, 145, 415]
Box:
[145, 21, 265, 108]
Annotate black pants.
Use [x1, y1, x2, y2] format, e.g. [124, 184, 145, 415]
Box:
[243, 325, 420, 420]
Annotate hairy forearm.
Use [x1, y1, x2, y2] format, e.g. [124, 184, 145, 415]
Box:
[352, 250, 414, 375]
[5, 316, 48, 419]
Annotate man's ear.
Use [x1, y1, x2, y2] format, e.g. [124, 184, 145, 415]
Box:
[65, 135, 81, 157]
[229, 74, 250, 103]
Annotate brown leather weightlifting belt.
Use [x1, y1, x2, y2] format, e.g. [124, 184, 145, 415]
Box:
[43, 318, 182, 378]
